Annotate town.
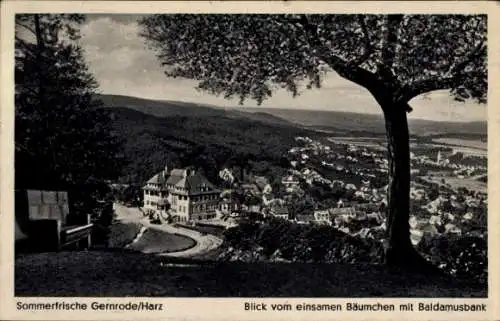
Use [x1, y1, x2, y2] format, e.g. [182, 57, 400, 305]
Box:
[138, 135, 487, 261]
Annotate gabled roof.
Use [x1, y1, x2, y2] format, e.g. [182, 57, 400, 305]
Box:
[147, 172, 168, 184]
[295, 214, 313, 222]
[330, 207, 356, 216]
[174, 172, 219, 195]
[145, 166, 220, 195]
[271, 205, 289, 215]
[166, 174, 184, 186]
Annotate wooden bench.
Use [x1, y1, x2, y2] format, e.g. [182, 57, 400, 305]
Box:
[15, 190, 94, 252]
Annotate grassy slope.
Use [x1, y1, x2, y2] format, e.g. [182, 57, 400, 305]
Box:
[107, 221, 143, 249]
[128, 228, 196, 254]
[15, 251, 486, 297]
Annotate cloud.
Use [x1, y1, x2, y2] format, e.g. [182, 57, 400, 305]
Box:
[77, 15, 486, 122]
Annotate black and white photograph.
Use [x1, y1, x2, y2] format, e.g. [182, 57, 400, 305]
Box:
[5, 1, 494, 307]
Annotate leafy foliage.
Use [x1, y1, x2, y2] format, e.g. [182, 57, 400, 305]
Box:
[418, 234, 487, 284]
[222, 218, 486, 283]
[15, 14, 124, 244]
[139, 14, 486, 105]
[15, 14, 124, 190]
[222, 217, 385, 264]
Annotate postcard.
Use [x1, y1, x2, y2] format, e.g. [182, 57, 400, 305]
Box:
[0, 1, 498, 320]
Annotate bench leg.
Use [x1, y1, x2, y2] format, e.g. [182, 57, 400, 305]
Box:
[86, 234, 91, 249]
[78, 235, 91, 250]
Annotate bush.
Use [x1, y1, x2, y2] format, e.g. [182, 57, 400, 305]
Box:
[418, 234, 487, 284]
[222, 218, 384, 265]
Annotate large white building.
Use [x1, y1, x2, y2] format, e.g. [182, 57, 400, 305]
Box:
[143, 166, 220, 222]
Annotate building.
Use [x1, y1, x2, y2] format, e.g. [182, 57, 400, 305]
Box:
[295, 214, 314, 224]
[269, 205, 289, 220]
[330, 206, 356, 218]
[220, 198, 241, 215]
[314, 210, 331, 223]
[436, 150, 442, 164]
[143, 165, 170, 214]
[281, 175, 300, 192]
[143, 166, 220, 222]
[254, 176, 269, 192]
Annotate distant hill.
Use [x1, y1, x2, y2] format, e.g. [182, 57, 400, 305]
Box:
[97, 94, 486, 139]
[97, 94, 294, 128]
[96, 94, 487, 185]
[104, 106, 310, 184]
[236, 107, 487, 138]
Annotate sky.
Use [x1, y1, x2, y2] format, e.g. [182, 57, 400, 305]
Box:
[77, 14, 486, 122]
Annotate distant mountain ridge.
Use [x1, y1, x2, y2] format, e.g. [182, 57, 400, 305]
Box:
[236, 107, 487, 137]
[96, 94, 487, 138]
[97, 94, 294, 128]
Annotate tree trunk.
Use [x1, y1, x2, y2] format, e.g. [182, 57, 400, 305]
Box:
[382, 102, 413, 263]
[380, 98, 443, 275]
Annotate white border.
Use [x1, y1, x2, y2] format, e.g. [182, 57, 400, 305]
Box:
[1, 1, 498, 321]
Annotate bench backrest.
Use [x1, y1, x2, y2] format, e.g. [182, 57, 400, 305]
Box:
[26, 190, 69, 223]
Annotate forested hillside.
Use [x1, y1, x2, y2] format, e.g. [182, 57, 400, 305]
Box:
[107, 106, 312, 185]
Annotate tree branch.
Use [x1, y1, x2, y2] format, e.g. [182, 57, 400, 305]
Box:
[15, 21, 37, 36]
[379, 14, 403, 80]
[400, 43, 486, 102]
[447, 43, 486, 76]
[295, 15, 379, 91]
[351, 15, 373, 66]
[399, 76, 459, 103]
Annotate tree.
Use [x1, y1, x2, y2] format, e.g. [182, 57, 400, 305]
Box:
[15, 15, 124, 208]
[139, 14, 486, 271]
[228, 152, 253, 183]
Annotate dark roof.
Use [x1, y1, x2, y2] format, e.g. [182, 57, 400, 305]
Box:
[354, 203, 381, 212]
[271, 205, 289, 215]
[165, 173, 183, 186]
[296, 214, 313, 222]
[147, 171, 168, 184]
[173, 171, 220, 195]
[330, 207, 356, 216]
[241, 183, 259, 190]
[254, 176, 269, 190]
[145, 167, 220, 195]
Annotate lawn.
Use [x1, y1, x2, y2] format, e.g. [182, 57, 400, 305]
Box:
[107, 221, 143, 249]
[14, 251, 487, 297]
[127, 228, 196, 254]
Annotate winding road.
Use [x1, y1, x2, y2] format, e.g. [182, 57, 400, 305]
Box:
[113, 203, 223, 258]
